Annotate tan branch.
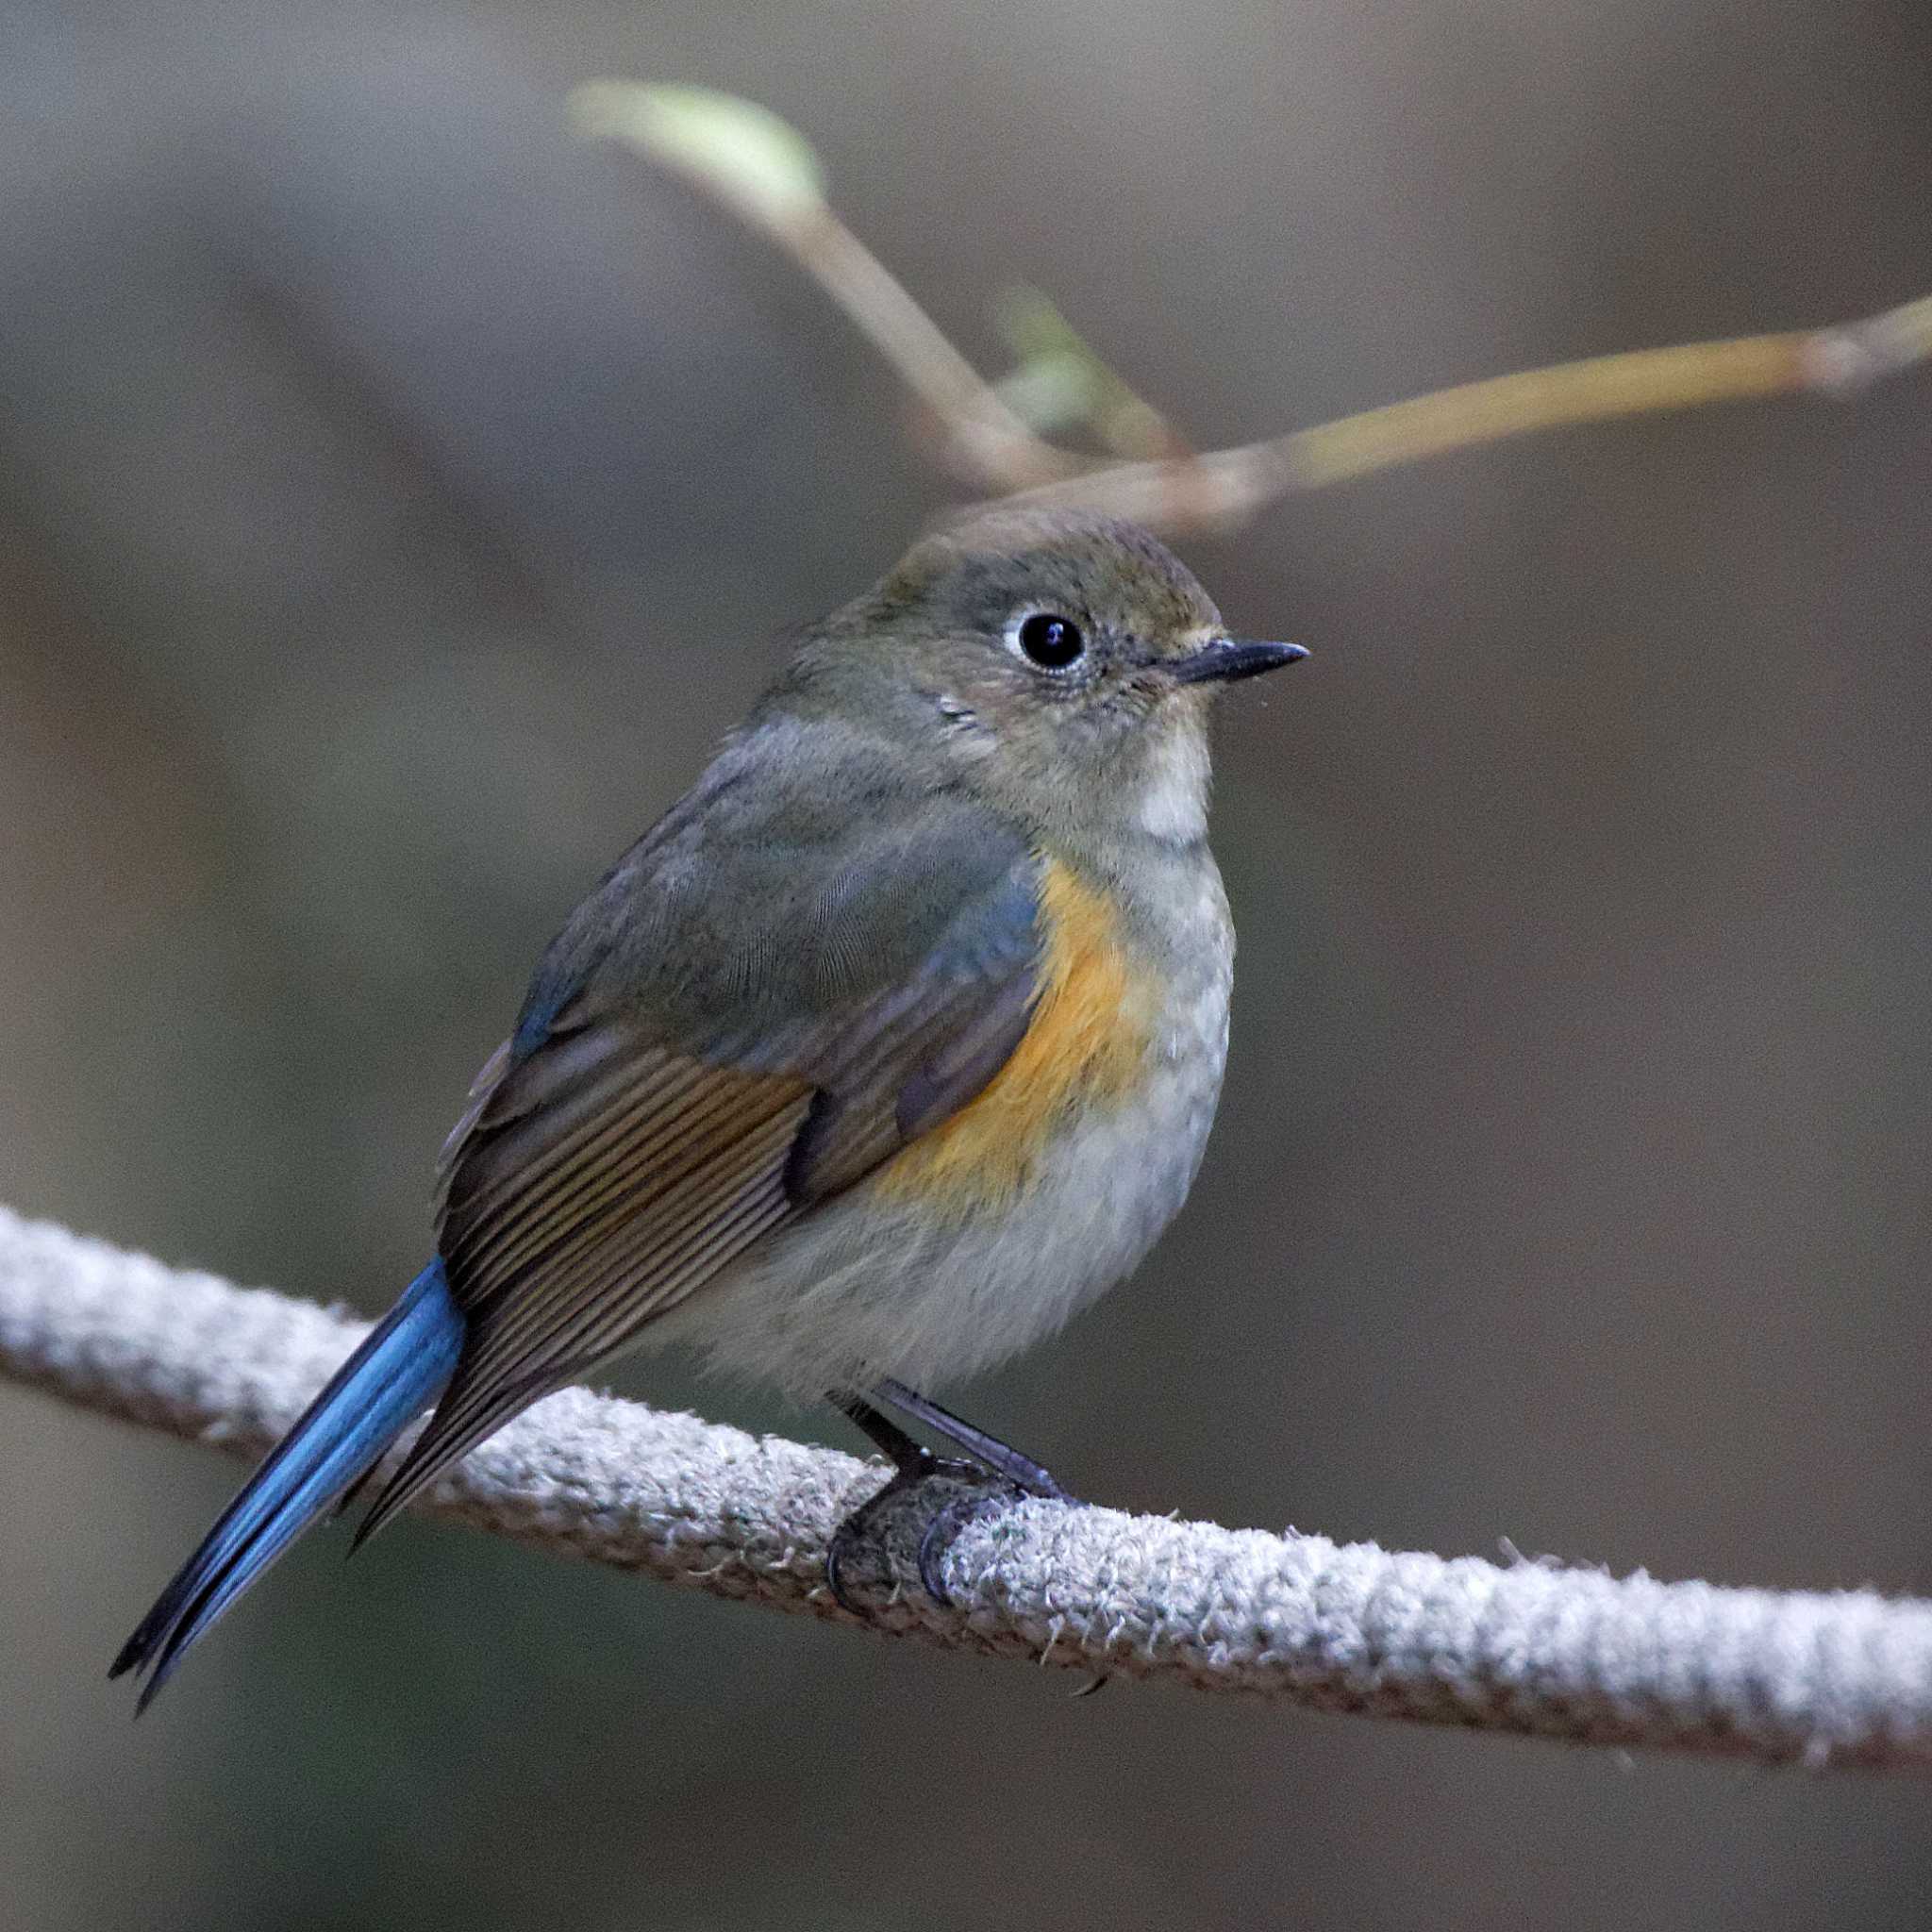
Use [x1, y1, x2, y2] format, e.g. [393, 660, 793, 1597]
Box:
[991, 300, 1932, 529]
[572, 80, 1930, 534]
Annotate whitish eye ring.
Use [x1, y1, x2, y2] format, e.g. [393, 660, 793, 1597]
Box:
[1005, 609, 1087, 671]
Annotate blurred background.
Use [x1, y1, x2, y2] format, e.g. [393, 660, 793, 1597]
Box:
[3, 3, 1929, 1927]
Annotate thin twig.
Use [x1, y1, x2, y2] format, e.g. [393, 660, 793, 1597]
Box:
[574, 82, 1930, 534]
[990, 300, 1932, 528]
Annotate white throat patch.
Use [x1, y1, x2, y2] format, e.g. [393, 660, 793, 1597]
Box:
[1137, 723, 1210, 843]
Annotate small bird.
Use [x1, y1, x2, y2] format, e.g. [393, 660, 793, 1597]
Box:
[112, 508, 1304, 1706]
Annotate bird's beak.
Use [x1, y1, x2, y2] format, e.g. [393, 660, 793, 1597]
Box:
[1169, 637, 1309, 686]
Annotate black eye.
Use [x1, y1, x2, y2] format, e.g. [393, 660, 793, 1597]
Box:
[1014, 611, 1086, 669]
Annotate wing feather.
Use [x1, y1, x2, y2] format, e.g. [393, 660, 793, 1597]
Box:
[361, 1064, 810, 1538]
[445, 1048, 770, 1296]
[357, 769, 1048, 1540]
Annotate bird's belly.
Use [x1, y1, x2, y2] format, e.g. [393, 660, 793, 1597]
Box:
[669, 965, 1231, 1398]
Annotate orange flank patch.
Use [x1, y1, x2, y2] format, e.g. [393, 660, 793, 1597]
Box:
[874, 858, 1156, 1217]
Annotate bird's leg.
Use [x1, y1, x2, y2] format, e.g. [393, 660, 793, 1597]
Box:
[873, 1377, 1068, 1499]
[831, 1390, 935, 1472]
[824, 1389, 1072, 1612]
[824, 1391, 987, 1610]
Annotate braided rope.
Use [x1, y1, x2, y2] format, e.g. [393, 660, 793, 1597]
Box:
[3, 1205, 1927, 1769]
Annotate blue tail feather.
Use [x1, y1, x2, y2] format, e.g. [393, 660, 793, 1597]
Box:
[110, 1259, 464, 1710]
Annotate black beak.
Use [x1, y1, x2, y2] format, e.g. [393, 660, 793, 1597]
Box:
[1170, 637, 1309, 686]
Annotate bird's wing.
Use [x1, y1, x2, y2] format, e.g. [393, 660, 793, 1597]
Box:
[356, 758, 1043, 1537]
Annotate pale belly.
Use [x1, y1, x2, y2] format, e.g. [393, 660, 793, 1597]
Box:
[661, 884, 1235, 1398]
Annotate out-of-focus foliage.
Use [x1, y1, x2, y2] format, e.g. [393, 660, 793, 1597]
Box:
[987, 286, 1178, 456]
[2, 5, 1929, 1930]
[571, 80, 829, 223]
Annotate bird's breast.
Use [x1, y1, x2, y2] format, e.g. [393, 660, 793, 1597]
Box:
[872, 851, 1226, 1221]
[680, 844, 1234, 1392]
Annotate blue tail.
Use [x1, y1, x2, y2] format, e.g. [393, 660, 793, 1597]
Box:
[110, 1259, 465, 1711]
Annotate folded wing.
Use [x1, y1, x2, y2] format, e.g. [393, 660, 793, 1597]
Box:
[356, 775, 1042, 1537]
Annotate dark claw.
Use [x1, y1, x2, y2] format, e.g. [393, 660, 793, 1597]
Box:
[824, 1468, 913, 1614]
[917, 1508, 955, 1606]
[824, 1522, 861, 1616]
[824, 1386, 1077, 1614]
[825, 1453, 1033, 1611]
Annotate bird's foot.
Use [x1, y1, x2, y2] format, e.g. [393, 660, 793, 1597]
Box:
[824, 1387, 1073, 1613]
[824, 1447, 1059, 1613]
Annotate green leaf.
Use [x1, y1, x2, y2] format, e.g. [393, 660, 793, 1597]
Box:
[991, 286, 1173, 456]
[568, 82, 826, 224]
[990, 353, 1099, 436]
[992, 285, 1091, 365]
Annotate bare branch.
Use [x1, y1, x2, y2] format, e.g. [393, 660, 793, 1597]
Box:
[987, 299, 1932, 530]
[571, 81, 1930, 535]
[7, 1205, 1930, 1771]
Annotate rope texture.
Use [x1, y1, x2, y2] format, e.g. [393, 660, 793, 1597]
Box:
[3, 1205, 1927, 1770]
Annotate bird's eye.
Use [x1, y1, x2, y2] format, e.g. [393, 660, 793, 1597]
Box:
[1011, 610, 1086, 670]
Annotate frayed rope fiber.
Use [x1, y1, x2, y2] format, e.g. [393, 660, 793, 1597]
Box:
[3, 1203, 1928, 1770]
